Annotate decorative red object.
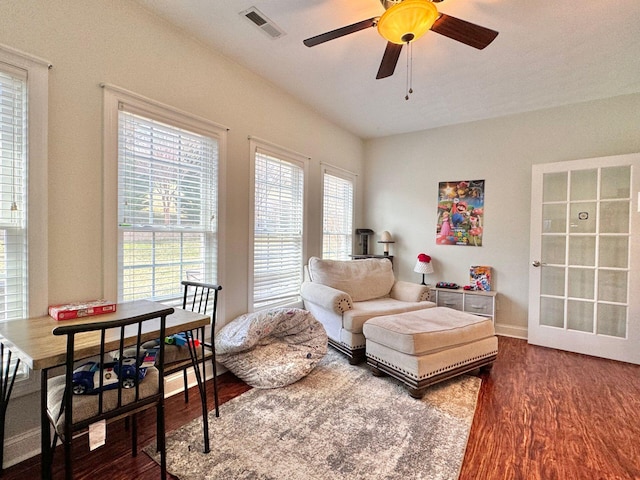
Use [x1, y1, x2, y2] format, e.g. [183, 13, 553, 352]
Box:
[417, 253, 431, 263]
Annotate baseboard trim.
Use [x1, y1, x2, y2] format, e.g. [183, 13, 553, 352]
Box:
[3, 426, 40, 469]
[495, 324, 528, 339]
[164, 360, 221, 397]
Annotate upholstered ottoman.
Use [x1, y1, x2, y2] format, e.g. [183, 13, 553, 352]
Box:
[362, 307, 498, 398]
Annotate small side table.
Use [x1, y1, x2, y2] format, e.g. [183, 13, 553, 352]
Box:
[429, 287, 497, 323]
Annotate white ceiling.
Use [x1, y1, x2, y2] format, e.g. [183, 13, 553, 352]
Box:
[134, 0, 640, 139]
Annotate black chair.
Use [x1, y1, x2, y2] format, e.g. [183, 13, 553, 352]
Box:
[160, 280, 222, 453]
[42, 307, 173, 480]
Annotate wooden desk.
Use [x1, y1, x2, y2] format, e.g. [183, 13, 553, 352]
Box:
[0, 300, 209, 371]
[0, 300, 210, 477]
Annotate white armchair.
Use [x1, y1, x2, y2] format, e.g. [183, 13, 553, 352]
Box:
[301, 257, 435, 363]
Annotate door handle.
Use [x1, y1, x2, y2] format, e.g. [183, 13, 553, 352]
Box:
[532, 260, 545, 267]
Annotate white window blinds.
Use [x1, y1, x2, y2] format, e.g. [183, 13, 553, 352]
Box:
[252, 146, 305, 310]
[322, 170, 354, 260]
[0, 46, 50, 392]
[118, 107, 218, 303]
[0, 65, 27, 321]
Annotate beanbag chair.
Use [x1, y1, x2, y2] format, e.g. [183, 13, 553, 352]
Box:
[214, 308, 327, 388]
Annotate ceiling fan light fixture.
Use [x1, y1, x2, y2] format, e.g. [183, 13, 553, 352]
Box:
[377, 0, 439, 45]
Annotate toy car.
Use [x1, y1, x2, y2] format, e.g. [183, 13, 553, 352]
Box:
[72, 350, 157, 395]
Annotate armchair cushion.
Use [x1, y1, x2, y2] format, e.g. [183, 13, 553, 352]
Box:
[307, 256, 394, 302]
[343, 297, 436, 334]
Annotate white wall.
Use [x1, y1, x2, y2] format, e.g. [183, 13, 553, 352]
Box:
[0, 0, 364, 464]
[364, 92, 640, 337]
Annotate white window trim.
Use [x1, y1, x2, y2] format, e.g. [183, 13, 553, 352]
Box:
[320, 163, 357, 260]
[248, 136, 309, 312]
[102, 84, 228, 320]
[0, 44, 50, 396]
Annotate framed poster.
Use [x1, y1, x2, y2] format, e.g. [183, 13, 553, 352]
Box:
[437, 179, 485, 246]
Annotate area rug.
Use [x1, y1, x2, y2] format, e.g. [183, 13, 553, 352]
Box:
[145, 349, 481, 480]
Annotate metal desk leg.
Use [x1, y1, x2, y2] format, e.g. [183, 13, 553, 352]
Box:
[0, 343, 21, 475]
[186, 327, 209, 453]
[40, 368, 53, 480]
[0, 343, 20, 475]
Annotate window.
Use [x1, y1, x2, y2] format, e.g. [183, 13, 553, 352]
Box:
[0, 45, 50, 388]
[322, 166, 355, 260]
[250, 138, 307, 311]
[117, 111, 219, 301]
[103, 85, 226, 305]
[0, 64, 27, 322]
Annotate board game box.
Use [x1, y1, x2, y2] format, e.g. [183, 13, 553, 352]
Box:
[49, 300, 117, 321]
[469, 266, 492, 291]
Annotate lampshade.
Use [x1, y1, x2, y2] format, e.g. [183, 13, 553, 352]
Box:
[377, 0, 439, 45]
[378, 231, 394, 243]
[413, 259, 434, 275]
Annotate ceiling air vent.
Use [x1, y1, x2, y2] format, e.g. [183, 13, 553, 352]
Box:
[240, 7, 286, 39]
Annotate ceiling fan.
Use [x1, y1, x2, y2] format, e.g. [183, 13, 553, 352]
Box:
[303, 0, 498, 80]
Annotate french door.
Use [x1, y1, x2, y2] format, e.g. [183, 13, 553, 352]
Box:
[528, 153, 640, 364]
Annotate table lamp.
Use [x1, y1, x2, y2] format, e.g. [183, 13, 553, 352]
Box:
[378, 231, 395, 256]
[413, 253, 434, 285]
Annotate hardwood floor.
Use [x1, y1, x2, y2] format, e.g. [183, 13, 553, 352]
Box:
[461, 336, 640, 480]
[3, 336, 639, 479]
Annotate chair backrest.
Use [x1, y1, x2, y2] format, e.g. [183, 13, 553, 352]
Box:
[181, 280, 222, 322]
[307, 256, 395, 302]
[51, 307, 173, 433]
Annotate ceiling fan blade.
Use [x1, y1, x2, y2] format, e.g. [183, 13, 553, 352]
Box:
[376, 42, 403, 79]
[431, 14, 498, 50]
[303, 17, 377, 47]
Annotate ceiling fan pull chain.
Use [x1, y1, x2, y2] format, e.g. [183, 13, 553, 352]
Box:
[405, 42, 409, 100]
[405, 41, 414, 101]
[409, 41, 414, 96]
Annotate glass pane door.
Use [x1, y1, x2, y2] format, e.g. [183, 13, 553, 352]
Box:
[529, 153, 640, 365]
[539, 166, 630, 337]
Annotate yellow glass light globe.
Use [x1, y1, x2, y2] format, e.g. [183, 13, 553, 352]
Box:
[377, 0, 439, 45]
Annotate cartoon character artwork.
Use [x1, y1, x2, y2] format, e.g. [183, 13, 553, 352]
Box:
[437, 210, 453, 244]
[451, 200, 469, 227]
[468, 210, 483, 246]
[437, 180, 485, 246]
[470, 265, 492, 291]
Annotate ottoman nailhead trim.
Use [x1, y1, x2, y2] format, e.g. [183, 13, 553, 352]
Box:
[366, 349, 498, 381]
